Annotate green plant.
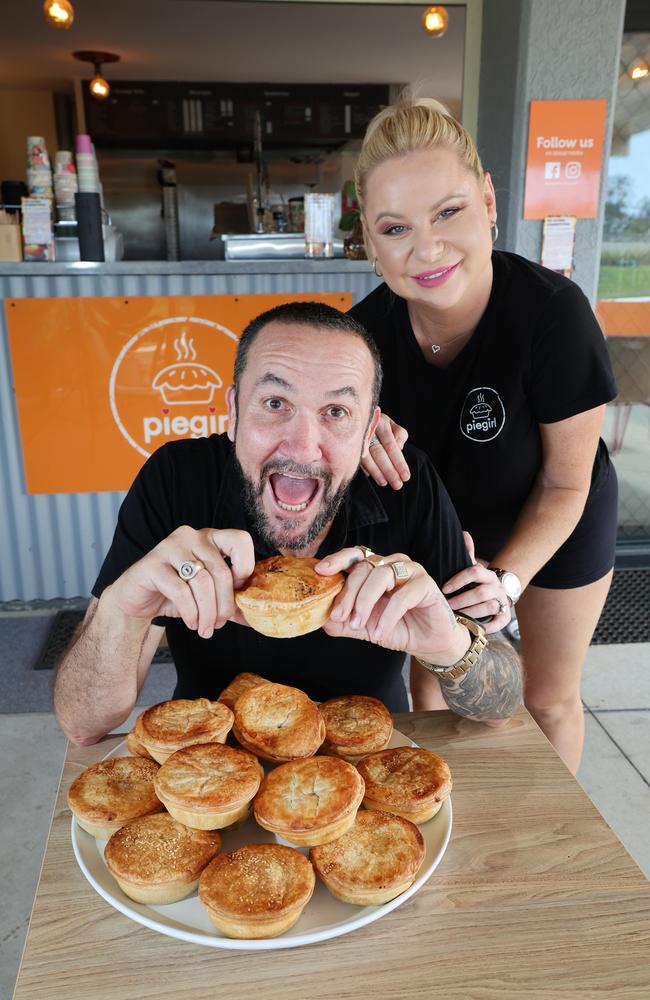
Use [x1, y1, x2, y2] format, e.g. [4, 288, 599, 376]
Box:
[339, 179, 361, 232]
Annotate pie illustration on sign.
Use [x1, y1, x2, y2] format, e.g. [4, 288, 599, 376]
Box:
[109, 315, 238, 460]
[151, 331, 223, 406]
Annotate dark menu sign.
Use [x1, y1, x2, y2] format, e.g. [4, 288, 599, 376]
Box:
[83, 81, 390, 148]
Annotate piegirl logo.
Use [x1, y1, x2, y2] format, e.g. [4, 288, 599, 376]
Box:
[8, 292, 350, 494]
[109, 316, 238, 458]
[460, 387, 506, 443]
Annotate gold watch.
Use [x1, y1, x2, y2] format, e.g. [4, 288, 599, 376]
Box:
[415, 614, 487, 680]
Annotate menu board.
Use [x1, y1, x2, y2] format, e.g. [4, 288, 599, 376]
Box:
[83, 81, 389, 147]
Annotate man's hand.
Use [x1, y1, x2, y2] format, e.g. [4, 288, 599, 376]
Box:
[104, 526, 255, 639]
[361, 412, 411, 490]
[316, 548, 469, 666]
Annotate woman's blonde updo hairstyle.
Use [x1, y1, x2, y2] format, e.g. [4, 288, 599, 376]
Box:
[354, 93, 485, 211]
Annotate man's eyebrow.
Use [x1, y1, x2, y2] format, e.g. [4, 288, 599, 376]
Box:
[254, 372, 293, 391]
[327, 385, 359, 400]
[254, 373, 359, 401]
[374, 191, 466, 224]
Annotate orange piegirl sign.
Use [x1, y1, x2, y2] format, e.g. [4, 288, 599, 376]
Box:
[523, 99, 607, 219]
[7, 292, 351, 494]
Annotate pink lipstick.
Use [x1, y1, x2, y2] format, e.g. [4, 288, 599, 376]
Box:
[411, 262, 460, 288]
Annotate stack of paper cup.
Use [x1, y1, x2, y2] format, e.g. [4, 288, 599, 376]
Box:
[27, 136, 53, 199]
[54, 150, 78, 221]
[75, 134, 99, 193]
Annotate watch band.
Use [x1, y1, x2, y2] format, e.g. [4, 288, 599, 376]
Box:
[415, 614, 487, 680]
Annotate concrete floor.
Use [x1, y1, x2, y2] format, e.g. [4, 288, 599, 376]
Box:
[1, 643, 649, 999]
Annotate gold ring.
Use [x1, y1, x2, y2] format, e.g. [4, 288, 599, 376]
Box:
[178, 559, 205, 582]
[365, 554, 387, 568]
[390, 561, 410, 585]
[356, 545, 374, 562]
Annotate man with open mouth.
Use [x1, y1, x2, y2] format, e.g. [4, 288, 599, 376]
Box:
[54, 301, 520, 747]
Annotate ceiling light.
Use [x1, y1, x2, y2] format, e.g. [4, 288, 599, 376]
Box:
[43, 0, 74, 29]
[73, 50, 120, 101]
[89, 72, 110, 100]
[422, 5, 449, 38]
[628, 57, 649, 81]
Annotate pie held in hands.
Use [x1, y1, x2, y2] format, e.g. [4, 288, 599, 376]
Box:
[235, 555, 344, 638]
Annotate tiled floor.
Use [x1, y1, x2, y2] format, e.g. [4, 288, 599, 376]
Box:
[578, 643, 650, 877]
[1, 643, 648, 999]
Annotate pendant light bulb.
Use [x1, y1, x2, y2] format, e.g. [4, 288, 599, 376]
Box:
[43, 0, 74, 29]
[74, 52, 120, 99]
[628, 57, 650, 81]
[90, 69, 110, 100]
[422, 6, 449, 38]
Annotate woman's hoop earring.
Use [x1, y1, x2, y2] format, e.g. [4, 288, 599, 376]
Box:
[491, 223, 499, 244]
[373, 257, 383, 277]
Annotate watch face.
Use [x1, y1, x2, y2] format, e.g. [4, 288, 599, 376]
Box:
[501, 572, 522, 602]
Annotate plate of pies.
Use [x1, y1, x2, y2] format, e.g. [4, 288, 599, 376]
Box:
[70, 685, 453, 950]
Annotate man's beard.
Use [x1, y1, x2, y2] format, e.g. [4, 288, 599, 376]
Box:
[235, 455, 352, 553]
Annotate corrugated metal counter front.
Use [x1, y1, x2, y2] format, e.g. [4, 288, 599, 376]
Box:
[0, 260, 381, 601]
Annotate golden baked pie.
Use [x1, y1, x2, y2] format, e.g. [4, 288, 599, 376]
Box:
[218, 672, 272, 712]
[67, 756, 163, 839]
[235, 555, 344, 638]
[320, 695, 394, 760]
[154, 742, 264, 830]
[125, 710, 153, 759]
[233, 681, 325, 762]
[310, 808, 425, 905]
[254, 755, 365, 847]
[137, 698, 234, 763]
[198, 843, 315, 938]
[356, 746, 452, 823]
[104, 812, 221, 905]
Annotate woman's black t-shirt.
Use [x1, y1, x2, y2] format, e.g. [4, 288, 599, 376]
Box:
[349, 251, 617, 562]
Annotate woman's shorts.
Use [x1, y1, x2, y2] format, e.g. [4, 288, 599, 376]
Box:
[530, 460, 618, 590]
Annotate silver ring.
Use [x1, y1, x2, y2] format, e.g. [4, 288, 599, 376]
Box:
[391, 561, 410, 584]
[369, 435, 381, 448]
[178, 559, 205, 582]
[497, 600, 507, 614]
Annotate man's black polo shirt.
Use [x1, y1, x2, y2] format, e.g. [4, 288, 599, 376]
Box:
[93, 434, 470, 710]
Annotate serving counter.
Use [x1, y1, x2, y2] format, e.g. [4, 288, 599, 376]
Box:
[0, 259, 380, 602]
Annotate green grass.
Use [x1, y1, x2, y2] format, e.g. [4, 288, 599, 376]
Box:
[598, 265, 650, 299]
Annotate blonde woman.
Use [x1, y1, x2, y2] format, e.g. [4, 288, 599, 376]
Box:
[350, 96, 618, 773]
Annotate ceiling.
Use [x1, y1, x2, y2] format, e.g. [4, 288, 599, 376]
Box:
[0, 1, 465, 108]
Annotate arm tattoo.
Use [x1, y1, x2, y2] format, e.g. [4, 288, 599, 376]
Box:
[437, 634, 523, 721]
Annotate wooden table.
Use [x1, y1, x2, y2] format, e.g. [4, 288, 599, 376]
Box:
[13, 709, 650, 999]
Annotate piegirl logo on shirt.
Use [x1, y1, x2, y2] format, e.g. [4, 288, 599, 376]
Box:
[460, 387, 506, 442]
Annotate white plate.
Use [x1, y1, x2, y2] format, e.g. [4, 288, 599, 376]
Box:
[71, 730, 452, 950]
